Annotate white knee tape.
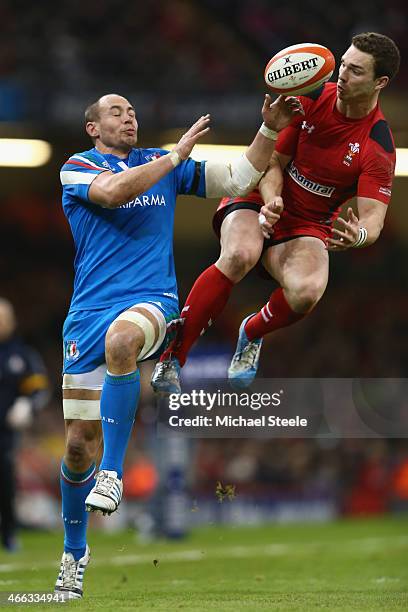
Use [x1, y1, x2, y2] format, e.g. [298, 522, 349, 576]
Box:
[116, 311, 155, 360]
[116, 303, 166, 360]
[63, 399, 101, 420]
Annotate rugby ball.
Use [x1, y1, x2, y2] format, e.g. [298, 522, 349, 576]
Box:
[264, 43, 335, 96]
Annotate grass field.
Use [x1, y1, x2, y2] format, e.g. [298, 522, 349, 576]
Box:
[0, 517, 407, 611]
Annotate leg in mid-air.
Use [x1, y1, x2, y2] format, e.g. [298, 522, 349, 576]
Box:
[229, 236, 329, 388]
[85, 303, 165, 515]
[151, 208, 264, 394]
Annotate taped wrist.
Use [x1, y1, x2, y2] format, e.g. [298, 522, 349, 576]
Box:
[259, 123, 278, 141]
[168, 150, 182, 167]
[353, 227, 368, 248]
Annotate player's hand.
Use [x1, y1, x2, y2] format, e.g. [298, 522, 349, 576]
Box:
[173, 114, 211, 160]
[258, 196, 283, 238]
[262, 94, 304, 132]
[326, 207, 360, 251]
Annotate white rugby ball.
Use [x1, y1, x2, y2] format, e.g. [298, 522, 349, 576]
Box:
[265, 43, 335, 96]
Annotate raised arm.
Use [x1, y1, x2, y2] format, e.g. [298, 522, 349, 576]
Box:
[205, 95, 303, 198]
[88, 115, 211, 208]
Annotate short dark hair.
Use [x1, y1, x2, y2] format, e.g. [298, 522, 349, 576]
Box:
[84, 100, 101, 124]
[352, 32, 400, 81]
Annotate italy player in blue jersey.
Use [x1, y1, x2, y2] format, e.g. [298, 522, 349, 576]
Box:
[54, 92, 303, 599]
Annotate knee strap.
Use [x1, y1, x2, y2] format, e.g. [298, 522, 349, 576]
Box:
[115, 310, 156, 360]
[63, 398, 101, 420]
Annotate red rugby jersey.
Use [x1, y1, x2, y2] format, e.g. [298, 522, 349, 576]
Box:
[274, 82, 396, 226]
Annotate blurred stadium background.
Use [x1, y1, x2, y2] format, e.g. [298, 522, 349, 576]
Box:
[0, 0, 407, 604]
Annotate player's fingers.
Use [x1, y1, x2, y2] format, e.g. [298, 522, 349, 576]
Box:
[326, 238, 347, 251]
[272, 199, 284, 213]
[271, 95, 285, 108]
[258, 213, 273, 231]
[262, 221, 274, 231]
[193, 127, 211, 140]
[262, 94, 273, 111]
[284, 96, 304, 115]
[347, 207, 359, 223]
[187, 115, 210, 134]
[261, 207, 280, 220]
[331, 228, 351, 241]
[336, 217, 353, 230]
[262, 202, 283, 215]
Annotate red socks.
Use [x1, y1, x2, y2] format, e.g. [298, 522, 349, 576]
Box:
[161, 264, 234, 366]
[245, 288, 305, 341]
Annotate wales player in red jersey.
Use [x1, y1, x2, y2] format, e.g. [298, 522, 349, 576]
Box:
[151, 32, 400, 392]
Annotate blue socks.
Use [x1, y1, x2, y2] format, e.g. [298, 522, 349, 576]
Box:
[99, 370, 140, 479]
[60, 461, 95, 561]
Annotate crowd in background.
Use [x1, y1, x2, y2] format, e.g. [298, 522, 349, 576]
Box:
[0, 0, 406, 124]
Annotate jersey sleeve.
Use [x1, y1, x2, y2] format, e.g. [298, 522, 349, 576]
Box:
[60, 154, 109, 203]
[358, 136, 396, 205]
[275, 123, 302, 158]
[175, 157, 206, 197]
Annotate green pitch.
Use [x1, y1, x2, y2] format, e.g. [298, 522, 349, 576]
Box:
[0, 517, 407, 611]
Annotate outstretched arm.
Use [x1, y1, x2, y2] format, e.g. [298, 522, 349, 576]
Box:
[205, 96, 303, 198]
[88, 115, 211, 208]
[245, 95, 303, 172]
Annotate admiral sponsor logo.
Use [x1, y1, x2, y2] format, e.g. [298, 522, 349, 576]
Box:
[267, 57, 319, 83]
[379, 186, 391, 197]
[287, 162, 335, 197]
[120, 194, 167, 208]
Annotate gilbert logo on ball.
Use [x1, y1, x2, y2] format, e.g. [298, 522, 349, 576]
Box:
[265, 43, 335, 96]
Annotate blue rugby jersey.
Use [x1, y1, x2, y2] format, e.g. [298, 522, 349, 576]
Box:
[60, 148, 206, 312]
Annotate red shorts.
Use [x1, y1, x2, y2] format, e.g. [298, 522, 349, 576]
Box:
[213, 196, 333, 246]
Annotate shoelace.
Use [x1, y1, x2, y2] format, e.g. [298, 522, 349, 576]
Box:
[233, 342, 260, 368]
[61, 557, 79, 589]
[156, 361, 176, 376]
[94, 472, 118, 495]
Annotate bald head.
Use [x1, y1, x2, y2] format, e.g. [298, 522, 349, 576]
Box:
[85, 93, 138, 154]
[85, 94, 131, 123]
[0, 298, 16, 342]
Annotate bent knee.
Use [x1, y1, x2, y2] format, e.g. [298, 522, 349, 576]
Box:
[65, 433, 98, 467]
[218, 247, 259, 280]
[285, 278, 327, 312]
[106, 325, 144, 364]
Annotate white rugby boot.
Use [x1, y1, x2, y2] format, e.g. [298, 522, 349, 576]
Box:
[85, 470, 123, 515]
[54, 545, 90, 600]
